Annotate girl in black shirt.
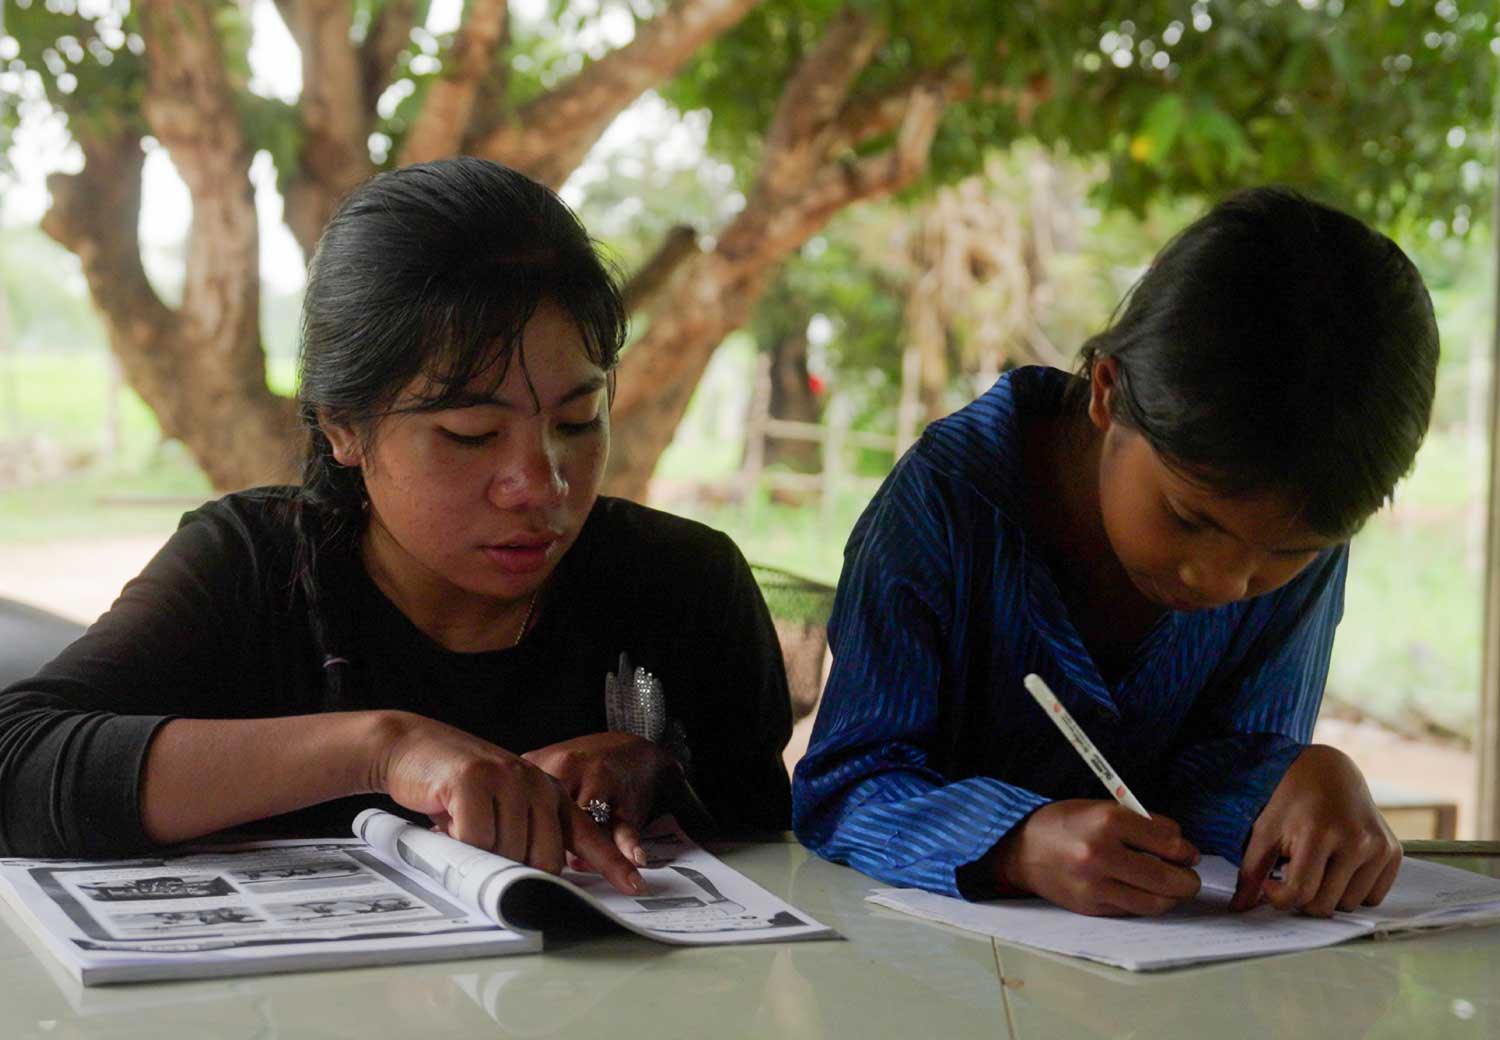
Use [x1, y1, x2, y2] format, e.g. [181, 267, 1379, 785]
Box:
[0, 159, 792, 885]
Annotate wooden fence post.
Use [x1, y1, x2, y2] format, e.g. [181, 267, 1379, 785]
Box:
[1477, 103, 1500, 839]
[0, 276, 15, 436]
[896, 343, 921, 454]
[103, 352, 123, 466]
[739, 352, 772, 504]
[823, 395, 849, 527]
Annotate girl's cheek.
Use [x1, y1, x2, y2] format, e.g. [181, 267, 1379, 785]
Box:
[1264, 557, 1315, 595]
[581, 432, 609, 470]
[562, 440, 607, 487]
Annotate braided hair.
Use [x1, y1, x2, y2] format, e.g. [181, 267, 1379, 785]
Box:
[292, 158, 627, 704]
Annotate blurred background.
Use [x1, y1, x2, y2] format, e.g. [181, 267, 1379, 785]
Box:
[1, 0, 1495, 832]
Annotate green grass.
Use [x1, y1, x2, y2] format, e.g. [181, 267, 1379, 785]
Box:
[0, 353, 162, 450]
[0, 353, 298, 450]
[672, 488, 871, 587]
[0, 447, 210, 541]
[0, 352, 253, 541]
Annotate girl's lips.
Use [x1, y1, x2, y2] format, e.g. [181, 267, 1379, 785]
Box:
[481, 538, 558, 575]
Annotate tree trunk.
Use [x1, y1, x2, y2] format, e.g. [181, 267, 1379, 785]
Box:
[764, 327, 820, 471]
[45, 1, 303, 489]
[278, 0, 379, 256]
[43, 135, 301, 489]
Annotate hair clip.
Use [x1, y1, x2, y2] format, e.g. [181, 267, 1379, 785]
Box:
[604, 652, 666, 744]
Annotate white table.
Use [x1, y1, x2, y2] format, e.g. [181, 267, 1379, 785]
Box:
[1, 840, 1497, 1038]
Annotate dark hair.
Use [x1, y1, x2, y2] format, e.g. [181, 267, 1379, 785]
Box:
[293, 157, 627, 701]
[1072, 186, 1438, 540]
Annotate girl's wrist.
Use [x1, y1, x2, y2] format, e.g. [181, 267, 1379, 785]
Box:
[989, 837, 1031, 897]
[357, 709, 417, 796]
[957, 842, 1029, 900]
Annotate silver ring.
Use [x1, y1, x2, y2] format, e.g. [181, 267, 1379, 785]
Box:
[583, 799, 612, 827]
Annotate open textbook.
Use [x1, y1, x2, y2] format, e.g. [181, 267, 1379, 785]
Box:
[867, 854, 1500, 972]
[0, 811, 835, 985]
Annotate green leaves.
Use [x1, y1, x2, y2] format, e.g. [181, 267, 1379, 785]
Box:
[237, 94, 301, 192]
[1130, 93, 1185, 167]
[669, 0, 1493, 230]
[1, 0, 148, 142]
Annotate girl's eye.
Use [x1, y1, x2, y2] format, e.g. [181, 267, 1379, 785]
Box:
[1165, 502, 1203, 531]
[558, 415, 604, 436]
[438, 429, 496, 447]
[1274, 547, 1320, 561]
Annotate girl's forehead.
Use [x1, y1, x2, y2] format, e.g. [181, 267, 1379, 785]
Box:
[477, 348, 606, 407]
[399, 337, 606, 411]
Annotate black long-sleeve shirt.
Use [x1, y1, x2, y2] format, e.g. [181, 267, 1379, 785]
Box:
[0, 488, 792, 856]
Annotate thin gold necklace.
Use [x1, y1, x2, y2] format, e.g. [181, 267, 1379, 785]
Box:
[513, 590, 538, 648]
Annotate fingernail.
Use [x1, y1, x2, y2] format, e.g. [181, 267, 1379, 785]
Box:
[630, 872, 647, 895]
[632, 846, 647, 867]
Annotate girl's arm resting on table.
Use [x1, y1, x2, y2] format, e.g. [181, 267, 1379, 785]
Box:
[141, 710, 645, 893]
[796, 750, 1052, 898]
[794, 457, 1058, 898]
[138, 712, 391, 845]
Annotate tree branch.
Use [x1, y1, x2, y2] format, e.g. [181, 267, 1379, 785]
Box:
[362, 0, 420, 109]
[715, 5, 885, 263]
[801, 81, 945, 223]
[44, 125, 300, 490]
[400, 0, 508, 165]
[41, 135, 175, 380]
[830, 60, 972, 152]
[277, 0, 376, 254]
[138, 0, 259, 351]
[42, 136, 188, 450]
[472, 0, 765, 189]
[129, 1, 302, 489]
[761, 6, 886, 162]
[621, 224, 701, 313]
[462, 52, 514, 145]
[604, 78, 948, 501]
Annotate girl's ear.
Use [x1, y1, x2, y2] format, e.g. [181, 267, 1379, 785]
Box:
[1087, 356, 1119, 432]
[318, 409, 363, 467]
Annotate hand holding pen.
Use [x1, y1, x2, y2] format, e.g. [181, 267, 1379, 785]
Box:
[985, 675, 1201, 917]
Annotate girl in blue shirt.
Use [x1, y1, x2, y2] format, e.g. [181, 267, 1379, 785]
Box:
[794, 187, 1439, 918]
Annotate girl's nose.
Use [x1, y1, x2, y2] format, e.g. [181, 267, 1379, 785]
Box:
[490, 435, 567, 508]
[1178, 550, 1254, 606]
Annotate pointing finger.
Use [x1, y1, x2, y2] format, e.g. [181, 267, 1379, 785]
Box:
[564, 803, 646, 896]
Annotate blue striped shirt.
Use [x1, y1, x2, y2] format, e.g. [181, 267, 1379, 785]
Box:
[792, 366, 1346, 898]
